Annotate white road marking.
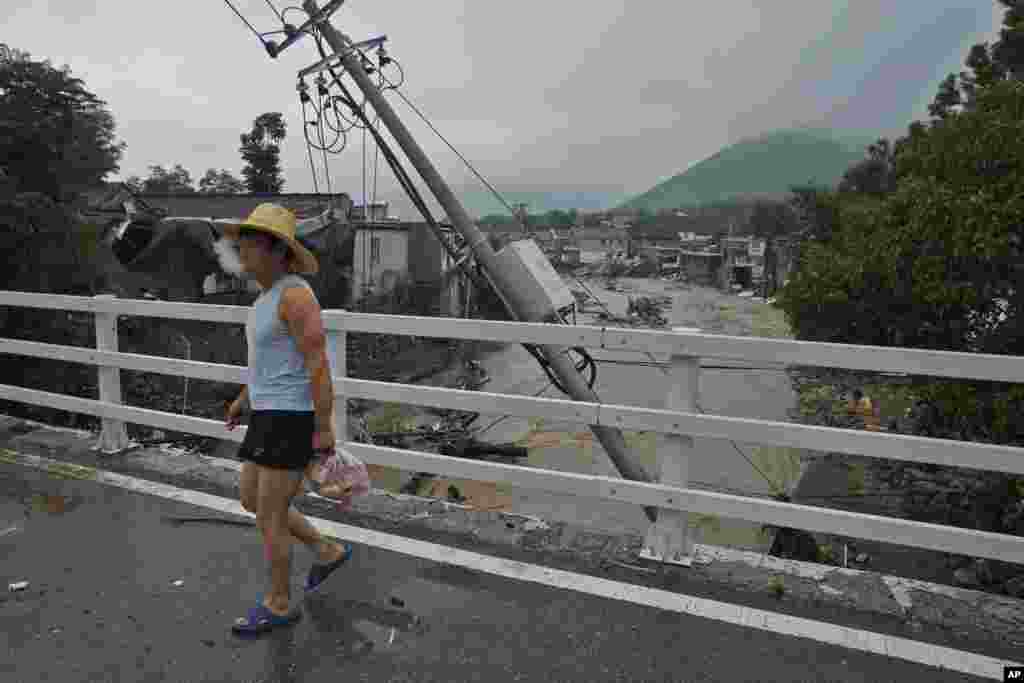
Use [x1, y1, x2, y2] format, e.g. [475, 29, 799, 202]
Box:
[5, 451, 1019, 680]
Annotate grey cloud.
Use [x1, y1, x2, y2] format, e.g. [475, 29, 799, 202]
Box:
[5, 0, 1006, 214]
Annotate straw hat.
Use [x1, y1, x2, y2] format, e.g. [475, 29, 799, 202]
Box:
[222, 203, 319, 275]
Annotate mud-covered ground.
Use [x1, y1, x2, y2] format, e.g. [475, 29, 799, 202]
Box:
[366, 276, 809, 552]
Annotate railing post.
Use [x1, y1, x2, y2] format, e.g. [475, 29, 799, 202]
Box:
[641, 297, 700, 567]
[328, 313, 347, 447]
[93, 294, 130, 453]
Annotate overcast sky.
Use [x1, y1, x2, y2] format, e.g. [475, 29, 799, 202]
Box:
[8, 1, 1005, 217]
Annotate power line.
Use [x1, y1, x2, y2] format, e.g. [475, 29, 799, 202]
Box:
[472, 381, 553, 438]
[263, 0, 285, 23]
[384, 80, 522, 223]
[592, 357, 789, 372]
[693, 398, 784, 495]
[222, 0, 265, 42]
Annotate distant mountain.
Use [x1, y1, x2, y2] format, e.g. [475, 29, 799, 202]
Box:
[621, 128, 877, 212]
[457, 189, 630, 219]
[370, 188, 630, 221]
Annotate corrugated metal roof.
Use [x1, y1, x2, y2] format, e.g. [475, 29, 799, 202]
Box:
[138, 193, 352, 221]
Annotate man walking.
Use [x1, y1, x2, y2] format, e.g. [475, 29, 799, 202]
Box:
[223, 203, 351, 634]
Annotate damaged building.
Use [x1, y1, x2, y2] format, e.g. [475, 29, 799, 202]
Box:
[76, 185, 471, 315]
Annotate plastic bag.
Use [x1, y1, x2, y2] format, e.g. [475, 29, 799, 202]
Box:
[311, 447, 370, 511]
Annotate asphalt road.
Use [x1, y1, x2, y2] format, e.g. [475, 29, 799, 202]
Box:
[0, 461, 984, 683]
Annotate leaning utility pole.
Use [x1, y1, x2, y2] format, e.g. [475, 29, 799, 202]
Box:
[302, 0, 658, 522]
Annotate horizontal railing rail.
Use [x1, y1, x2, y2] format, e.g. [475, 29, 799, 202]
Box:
[3, 290, 1023, 382]
[1, 288, 1023, 565]
[0, 383, 1018, 563]
[3, 336, 1023, 476]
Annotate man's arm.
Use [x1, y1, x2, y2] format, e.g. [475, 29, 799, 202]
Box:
[280, 287, 334, 432]
[235, 385, 249, 408]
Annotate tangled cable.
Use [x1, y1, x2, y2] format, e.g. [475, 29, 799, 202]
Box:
[299, 22, 598, 394]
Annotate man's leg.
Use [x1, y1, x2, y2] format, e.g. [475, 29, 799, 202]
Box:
[242, 461, 342, 564]
[255, 465, 305, 615]
[287, 507, 345, 564]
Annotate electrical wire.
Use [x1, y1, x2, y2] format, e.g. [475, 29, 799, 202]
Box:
[471, 381, 554, 438]
[593, 358, 789, 372]
[371, 120, 381, 205]
[376, 66, 522, 226]
[280, 5, 307, 24]
[366, 120, 370, 210]
[371, 74, 383, 205]
[300, 95, 345, 153]
[306, 124, 320, 195]
[692, 398, 783, 495]
[222, 0, 265, 43]
[312, 32, 598, 394]
[263, 0, 285, 23]
[319, 115, 334, 198]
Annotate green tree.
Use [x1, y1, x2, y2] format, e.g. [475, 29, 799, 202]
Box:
[240, 113, 286, 194]
[779, 84, 1024, 353]
[787, 184, 840, 246]
[924, 1, 1024, 119]
[543, 209, 576, 228]
[928, 74, 964, 120]
[136, 164, 196, 194]
[478, 213, 515, 226]
[122, 175, 144, 194]
[198, 168, 246, 194]
[0, 44, 125, 199]
[838, 139, 897, 197]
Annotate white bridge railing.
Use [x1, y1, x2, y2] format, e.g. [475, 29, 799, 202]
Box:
[1, 289, 1024, 567]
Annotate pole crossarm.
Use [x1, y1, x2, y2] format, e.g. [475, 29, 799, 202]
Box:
[265, 0, 348, 57]
[298, 35, 388, 79]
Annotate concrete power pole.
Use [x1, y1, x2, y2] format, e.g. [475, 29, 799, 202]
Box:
[303, 0, 657, 522]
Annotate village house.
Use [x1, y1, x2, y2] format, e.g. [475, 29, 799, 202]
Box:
[131, 191, 355, 299]
[532, 228, 579, 268]
[349, 201, 397, 223]
[349, 219, 467, 316]
[572, 226, 631, 263]
[677, 249, 724, 286]
[71, 184, 352, 303]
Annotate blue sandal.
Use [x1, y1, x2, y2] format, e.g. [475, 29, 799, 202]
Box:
[305, 543, 353, 594]
[232, 604, 302, 635]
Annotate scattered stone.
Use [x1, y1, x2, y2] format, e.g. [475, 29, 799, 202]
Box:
[390, 596, 405, 608]
[172, 579, 184, 587]
[8, 581, 28, 592]
[974, 559, 994, 586]
[945, 554, 971, 570]
[522, 519, 549, 532]
[953, 567, 982, 588]
[201, 639, 215, 648]
[1003, 575, 1024, 598]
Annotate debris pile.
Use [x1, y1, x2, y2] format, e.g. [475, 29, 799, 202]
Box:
[627, 296, 671, 327]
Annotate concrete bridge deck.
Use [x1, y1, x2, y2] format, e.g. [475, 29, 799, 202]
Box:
[1, 416, 1020, 682]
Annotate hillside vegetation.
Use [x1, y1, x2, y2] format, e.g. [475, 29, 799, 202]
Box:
[622, 129, 874, 212]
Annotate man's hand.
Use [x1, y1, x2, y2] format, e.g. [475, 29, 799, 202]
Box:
[225, 399, 244, 431]
[313, 425, 336, 456]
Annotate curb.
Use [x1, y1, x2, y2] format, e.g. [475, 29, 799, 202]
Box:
[2, 413, 1023, 650]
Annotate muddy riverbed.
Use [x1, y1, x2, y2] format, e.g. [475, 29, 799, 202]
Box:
[366, 276, 813, 552]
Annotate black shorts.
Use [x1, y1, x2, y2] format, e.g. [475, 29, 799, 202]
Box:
[238, 410, 318, 471]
